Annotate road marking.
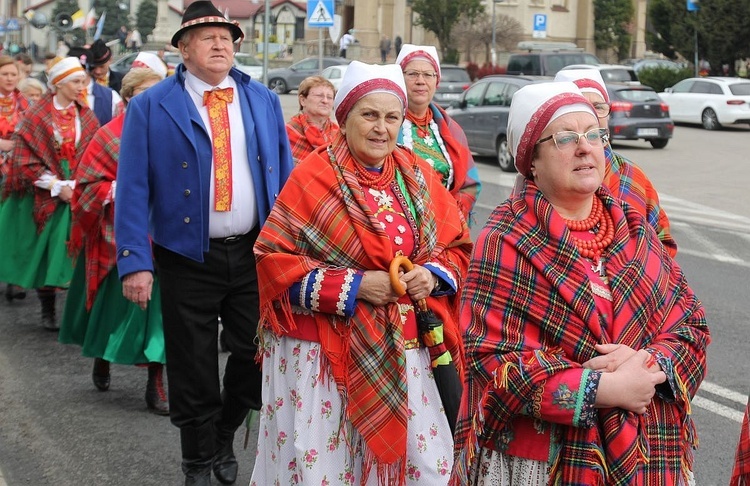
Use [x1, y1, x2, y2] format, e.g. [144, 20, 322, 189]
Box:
[700, 381, 749, 405]
[693, 395, 745, 423]
[670, 221, 744, 263]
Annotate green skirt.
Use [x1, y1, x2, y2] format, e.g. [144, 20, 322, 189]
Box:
[59, 255, 165, 365]
[0, 194, 75, 288]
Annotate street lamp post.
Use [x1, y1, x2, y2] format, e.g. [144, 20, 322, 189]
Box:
[491, 0, 503, 67]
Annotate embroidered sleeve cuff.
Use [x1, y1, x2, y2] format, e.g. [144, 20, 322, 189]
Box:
[575, 369, 601, 428]
[289, 267, 362, 317]
[648, 350, 677, 402]
[424, 262, 456, 296]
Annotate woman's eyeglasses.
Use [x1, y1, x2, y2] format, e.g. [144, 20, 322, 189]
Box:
[593, 102, 611, 118]
[403, 70, 438, 80]
[307, 93, 334, 101]
[536, 128, 609, 151]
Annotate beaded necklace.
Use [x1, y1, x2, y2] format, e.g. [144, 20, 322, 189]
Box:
[352, 154, 395, 190]
[564, 195, 615, 262]
[406, 110, 432, 139]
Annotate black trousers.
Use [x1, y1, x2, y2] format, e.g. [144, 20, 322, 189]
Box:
[154, 227, 262, 440]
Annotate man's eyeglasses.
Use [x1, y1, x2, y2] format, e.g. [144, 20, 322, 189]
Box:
[593, 102, 611, 118]
[536, 128, 609, 151]
[403, 70, 438, 80]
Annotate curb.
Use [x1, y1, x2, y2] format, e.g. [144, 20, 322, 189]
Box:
[0, 465, 6, 486]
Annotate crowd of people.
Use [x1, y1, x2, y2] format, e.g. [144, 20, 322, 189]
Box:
[8, 1, 750, 484]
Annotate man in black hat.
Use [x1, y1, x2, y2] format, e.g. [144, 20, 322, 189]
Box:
[114, 1, 293, 485]
[68, 45, 123, 126]
[88, 39, 124, 93]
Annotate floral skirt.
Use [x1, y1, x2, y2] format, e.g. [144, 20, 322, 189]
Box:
[469, 448, 696, 486]
[249, 331, 454, 485]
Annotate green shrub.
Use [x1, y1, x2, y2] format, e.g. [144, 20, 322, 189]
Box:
[637, 66, 694, 93]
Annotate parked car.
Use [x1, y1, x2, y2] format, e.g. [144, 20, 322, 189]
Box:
[110, 50, 181, 75]
[659, 77, 750, 130]
[446, 75, 548, 172]
[506, 50, 600, 77]
[433, 65, 471, 107]
[233, 53, 263, 79]
[633, 59, 683, 73]
[561, 64, 639, 84]
[266, 57, 350, 94]
[605, 83, 673, 149]
[321, 64, 349, 90]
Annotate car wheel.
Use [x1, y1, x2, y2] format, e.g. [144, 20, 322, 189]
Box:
[496, 136, 516, 173]
[649, 138, 669, 149]
[701, 108, 721, 130]
[268, 78, 287, 94]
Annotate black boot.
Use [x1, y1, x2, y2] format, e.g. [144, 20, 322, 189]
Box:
[145, 363, 169, 415]
[212, 391, 252, 485]
[181, 422, 215, 486]
[212, 431, 237, 485]
[5, 284, 26, 302]
[92, 358, 111, 391]
[37, 288, 58, 331]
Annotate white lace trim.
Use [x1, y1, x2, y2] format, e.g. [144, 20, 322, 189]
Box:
[402, 117, 455, 189]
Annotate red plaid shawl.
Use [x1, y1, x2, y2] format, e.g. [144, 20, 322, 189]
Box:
[732, 396, 750, 485]
[605, 147, 677, 258]
[285, 112, 339, 165]
[4, 92, 99, 231]
[255, 133, 472, 485]
[451, 181, 710, 486]
[70, 114, 122, 310]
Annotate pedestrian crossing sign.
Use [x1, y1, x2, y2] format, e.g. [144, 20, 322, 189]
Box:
[308, 0, 334, 28]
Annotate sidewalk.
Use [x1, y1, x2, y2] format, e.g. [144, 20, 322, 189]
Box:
[0, 466, 7, 486]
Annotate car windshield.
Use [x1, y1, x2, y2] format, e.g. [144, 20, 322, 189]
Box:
[614, 88, 660, 102]
[601, 69, 638, 83]
[441, 68, 469, 83]
[729, 83, 750, 95]
[235, 56, 261, 66]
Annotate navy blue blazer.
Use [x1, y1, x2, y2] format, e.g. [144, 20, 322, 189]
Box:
[115, 64, 293, 277]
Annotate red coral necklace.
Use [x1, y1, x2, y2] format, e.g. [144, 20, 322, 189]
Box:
[563, 195, 615, 261]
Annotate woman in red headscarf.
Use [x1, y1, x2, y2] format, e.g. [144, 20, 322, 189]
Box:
[0, 56, 99, 330]
[250, 61, 472, 486]
[0, 55, 30, 301]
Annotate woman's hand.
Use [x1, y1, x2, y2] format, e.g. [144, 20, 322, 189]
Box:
[399, 264, 436, 302]
[595, 350, 667, 414]
[58, 185, 73, 203]
[0, 139, 14, 153]
[582, 343, 637, 372]
[583, 343, 663, 373]
[358, 270, 402, 306]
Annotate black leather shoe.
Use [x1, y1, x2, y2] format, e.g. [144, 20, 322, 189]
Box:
[185, 466, 212, 486]
[92, 358, 111, 391]
[212, 435, 237, 485]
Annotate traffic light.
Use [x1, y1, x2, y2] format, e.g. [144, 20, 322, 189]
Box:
[687, 0, 700, 12]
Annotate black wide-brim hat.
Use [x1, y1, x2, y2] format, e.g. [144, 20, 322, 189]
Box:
[88, 39, 112, 66]
[171, 0, 244, 48]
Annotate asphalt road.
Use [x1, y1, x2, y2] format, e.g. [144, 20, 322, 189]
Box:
[1, 95, 748, 485]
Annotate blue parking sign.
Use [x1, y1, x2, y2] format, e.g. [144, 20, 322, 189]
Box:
[533, 14, 547, 38]
[308, 0, 334, 28]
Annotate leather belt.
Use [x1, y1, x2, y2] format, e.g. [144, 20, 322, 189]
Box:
[210, 233, 247, 244]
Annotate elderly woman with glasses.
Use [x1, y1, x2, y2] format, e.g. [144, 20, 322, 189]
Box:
[554, 69, 677, 257]
[451, 82, 710, 486]
[396, 44, 480, 225]
[251, 61, 472, 486]
[286, 75, 339, 165]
